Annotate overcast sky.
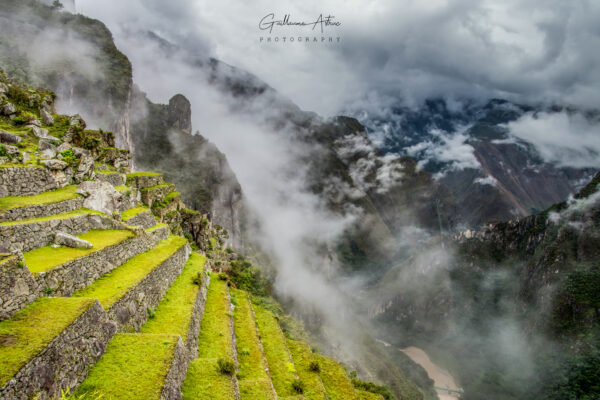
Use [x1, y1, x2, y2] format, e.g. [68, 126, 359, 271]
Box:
[76, 0, 600, 117]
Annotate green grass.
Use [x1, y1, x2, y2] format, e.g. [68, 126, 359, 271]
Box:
[197, 274, 233, 359]
[313, 354, 359, 400]
[114, 185, 129, 191]
[0, 185, 80, 213]
[182, 358, 236, 400]
[146, 223, 168, 233]
[231, 289, 276, 400]
[141, 253, 207, 341]
[0, 297, 96, 386]
[253, 305, 298, 397]
[0, 208, 100, 226]
[122, 206, 149, 221]
[165, 191, 180, 202]
[24, 229, 134, 274]
[141, 184, 172, 192]
[94, 170, 118, 175]
[287, 339, 328, 400]
[357, 389, 385, 400]
[73, 236, 187, 308]
[75, 333, 179, 399]
[126, 172, 161, 178]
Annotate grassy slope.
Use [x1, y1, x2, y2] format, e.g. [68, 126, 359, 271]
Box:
[122, 206, 150, 221]
[0, 208, 99, 226]
[0, 185, 80, 213]
[182, 359, 236, 400]
[286, 339, 328, 400]
[313, 354, 359, 400]
[197, 274, 233, 359]
[24, 229, 134, 274]
[141, 253, 207, 341]
[0, 297, 95, 386]
[73, 236, 187, 308]
[357, 390, 385, 400]
[75, 333, 179, 399]
[231, 289, 276, 400]
[252, 305, 298, 397]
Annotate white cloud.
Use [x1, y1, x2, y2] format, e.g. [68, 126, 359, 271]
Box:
[475, 175, 499, 186]
[505, 111, 600, 168]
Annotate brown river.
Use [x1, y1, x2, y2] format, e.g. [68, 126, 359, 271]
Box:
[401, 347, 462, 400]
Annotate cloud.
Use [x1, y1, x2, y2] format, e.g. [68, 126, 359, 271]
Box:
[505, 111, 600, 168]
[77, 0, 600, 116]
[474, 175, 499, 186]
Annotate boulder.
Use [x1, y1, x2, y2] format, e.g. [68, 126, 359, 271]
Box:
[40, 108, 54, 125]
[21, 152, 31, 164]
[4, 145, 19, 156]
[54, 231, 93, 249]
[26, 119, 41, 128]
[0, 130, 22, 144]
[30, 125, 49, 138]
[28, 93, 41, 108]
[1, 102, 16, 116]
[42, 159, 68, 170]
[72, 147, 90, 157]
[38, 137, 58, 152]
[69, 114, 86, 130]
[57, 143, 72, 153]
[77, 180, 123, 215]
[75, 155, 95, 182]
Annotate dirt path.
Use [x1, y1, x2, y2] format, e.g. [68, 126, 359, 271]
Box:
[401, 346, 461, 400]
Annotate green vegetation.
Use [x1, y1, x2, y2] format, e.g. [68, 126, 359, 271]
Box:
[73, 236, 187, 308]
[182, 358, 236, 400]
[94, 170, 118, 175]
[114, 185, 129, 192]
[352, 377, 394, 400]
[141, 183, 172, 192]
[126, 172, 161, 178]
[75, 333, 179, 399]
[287, 339, 328, 400]
[230, 255, 270, 296]
[0, 185, 80, 213]
[24, 229, 134, 274]
[141, 253, 206, 341]
[146, 223, 167, 233]
[60, 149, 77, 165]
[314, 354, 359, 400]
[122, 206, 149, 221]
[357, 389, 385, 400]
[0, 297, 95, 386]
[231, 289, 276, 399]
[0, 208, 100, 226]
[253, 305, 298, 397]
[197, 274, 233, 359]
[217, 357, 235, 375]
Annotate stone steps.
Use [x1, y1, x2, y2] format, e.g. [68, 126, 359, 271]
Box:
[0, 208, 126, 253]
[74, 333, 187, 400]
[253, 304, 301, 397]
[313, 354, 360, 400]
[73, 235, 190, 332]
[0, 229, 156, 321]
[141, 253, 209, 358]
[286, 339, 329, 400]
[123, 206, 157, 229]
[0, 297, 115, 400]
[0, 185, 83, 222]
[231, 288, 277, 400]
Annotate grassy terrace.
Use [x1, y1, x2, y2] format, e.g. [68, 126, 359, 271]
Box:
[141, 253, 207, 341]
[313, 354, 359, 400]
[0, 297, 96, 386]
[0, 185, 80, 213]
[146, 222, 167, 233]
[231, 289, 276, 400]
[141, 183, 172, 192]
[0, 208, 100, 226]
[182, 358, 236, 400]
[94, 170, 118, 175]
[114, 185, 129, 191]
[197, 274, 233, 359]
[253, 304, 298, 397]
[75, 333, 180, 399]
[357, 389, 385, 400]
[287, 339, 328, 400]
[122, 206, 150, 221]
[126, 172, 161, 178]
[24, 229, 134, 274]
[73, 236, 187, 308]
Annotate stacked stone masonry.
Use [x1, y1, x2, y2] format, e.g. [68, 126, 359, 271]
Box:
[95, 172, 125, 187]
[0, 198, 84, 222]
[125, 211, 157, 229]
[0, 166, 63, 197]
[161, 337, 189, 400]
[0, 301, 117, 400]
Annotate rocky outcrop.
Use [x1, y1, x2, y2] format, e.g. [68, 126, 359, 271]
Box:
[77, 181, 126, 215]
[167, 94, 192, 135]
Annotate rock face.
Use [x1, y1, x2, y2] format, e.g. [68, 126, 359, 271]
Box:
[0, 130, 21, 144]
[167, 94, 192, 134]
[54, 231, 93, 249]
[77, 181, 124, 215]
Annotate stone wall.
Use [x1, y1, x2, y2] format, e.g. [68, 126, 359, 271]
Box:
[36, 232, 156, 297]
[185, 271, 210, 359]
[127, 174, 164, 189]
[0, 166, 62, 197]
[0, 300, 116, 400]
[0, 254, 37, 321]
[141, 184, 175, 207]
[95, 172, 125, 187]
[125, 210, 156, 229]
[160, 337, 189, 400]
[0, 198, 84, 222]
[0, 213, 125, 253]
[108, 243, 191, 331]
[148, 224, 170, 242]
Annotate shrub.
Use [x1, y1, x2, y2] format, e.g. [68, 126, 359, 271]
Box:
[292, 379, 305, 394]
[60, 149, 77, 165]
[147, 307, 155, 319]
[309, 360, 320, 372]
[0, 144, 8, 158]
[226, 247, 234, 254]
[191, 272, 203, 286]
[218, 272, 228, 281]
[217, 358, 235, 375]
